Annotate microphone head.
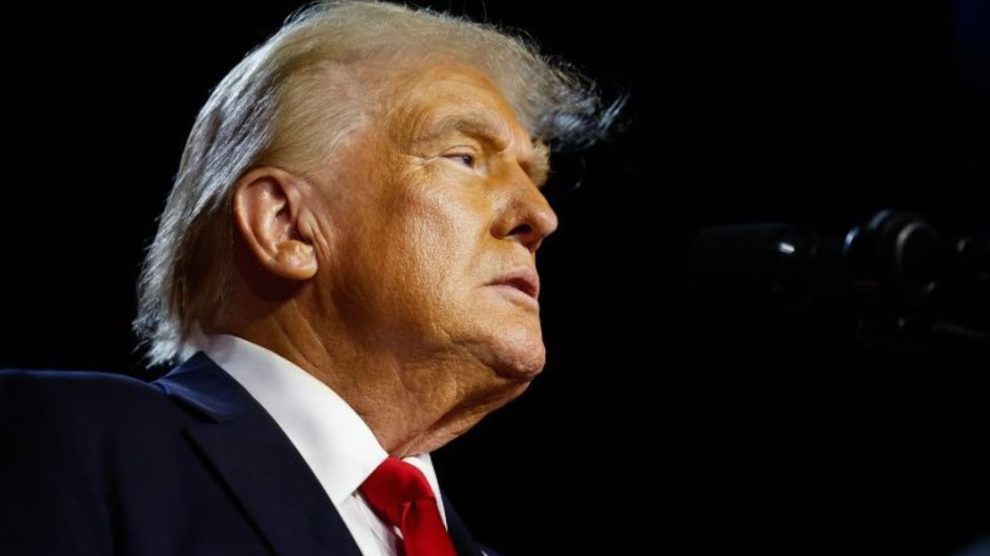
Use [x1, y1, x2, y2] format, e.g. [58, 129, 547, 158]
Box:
[687, 223, 845, 308]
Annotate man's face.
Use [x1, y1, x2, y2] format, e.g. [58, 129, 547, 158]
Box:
[311, 62, 558, 385]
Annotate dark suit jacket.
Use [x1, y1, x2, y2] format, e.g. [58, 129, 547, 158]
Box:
[0, 351, 492, 556]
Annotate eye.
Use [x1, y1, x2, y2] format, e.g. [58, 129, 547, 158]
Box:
[444, 153, 476, 168]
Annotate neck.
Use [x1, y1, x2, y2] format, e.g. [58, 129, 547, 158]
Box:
[213, 307, 527, 458]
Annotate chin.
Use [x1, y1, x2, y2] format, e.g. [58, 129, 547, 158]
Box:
[491, 334, 547, 381]
[467, 308, 547, 379]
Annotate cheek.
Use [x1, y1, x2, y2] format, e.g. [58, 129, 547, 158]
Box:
[359, 211, 471, 339]
[399, 198, 477, 282]
[391, 173, 488, 267]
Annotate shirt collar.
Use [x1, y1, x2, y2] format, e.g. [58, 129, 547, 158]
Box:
[184, 330, 444, 513]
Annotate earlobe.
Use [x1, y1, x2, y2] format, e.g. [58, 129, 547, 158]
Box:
[232, 166, 319, 281]
[273, 240, 317, 280]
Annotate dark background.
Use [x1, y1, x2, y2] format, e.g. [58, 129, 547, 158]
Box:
[2, 1, 988, 554]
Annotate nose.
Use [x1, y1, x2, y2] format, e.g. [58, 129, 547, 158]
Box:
[492, 170, 559, 254]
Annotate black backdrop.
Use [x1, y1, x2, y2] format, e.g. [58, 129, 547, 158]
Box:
[2, 1, 988, 554]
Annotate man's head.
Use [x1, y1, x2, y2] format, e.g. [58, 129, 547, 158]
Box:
[135, 0, 620, 452]
[290, 60, 559, 380]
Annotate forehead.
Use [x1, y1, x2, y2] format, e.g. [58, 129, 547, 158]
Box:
[383, 62, 531, 146]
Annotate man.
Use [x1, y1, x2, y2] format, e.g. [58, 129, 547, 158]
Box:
[0, 1, 620, 554]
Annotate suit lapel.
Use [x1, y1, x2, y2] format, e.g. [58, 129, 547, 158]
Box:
[154, 352, 363, 556]
[441, 494, 485, 556]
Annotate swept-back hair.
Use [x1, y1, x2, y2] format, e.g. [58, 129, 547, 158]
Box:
[134, 0, 624, 366]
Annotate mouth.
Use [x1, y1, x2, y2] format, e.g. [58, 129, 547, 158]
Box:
[488, 267, 540, 300]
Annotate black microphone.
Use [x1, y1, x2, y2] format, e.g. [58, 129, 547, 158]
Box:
[686, 210, 990, 346]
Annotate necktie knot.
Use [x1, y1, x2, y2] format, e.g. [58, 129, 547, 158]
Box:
[359, 457, 457, 556]
[360, 457, 436, 523]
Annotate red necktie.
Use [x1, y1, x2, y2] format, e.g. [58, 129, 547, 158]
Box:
[359, 456, 458, 556]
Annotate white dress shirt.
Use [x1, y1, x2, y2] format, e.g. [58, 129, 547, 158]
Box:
[182, 331, 447, 556]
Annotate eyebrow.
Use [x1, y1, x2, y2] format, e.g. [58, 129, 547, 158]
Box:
[419, 112, 503, 144]
[528, 141, 550, 190]
[418, 112, 551, 188]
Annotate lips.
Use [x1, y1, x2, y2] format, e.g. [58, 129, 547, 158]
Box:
[489, 267, 540, 300]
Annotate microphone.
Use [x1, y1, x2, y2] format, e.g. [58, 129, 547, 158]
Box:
[686, 210, 990, 346]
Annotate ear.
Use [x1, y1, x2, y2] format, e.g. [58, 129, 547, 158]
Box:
[232, 166, 318, 281]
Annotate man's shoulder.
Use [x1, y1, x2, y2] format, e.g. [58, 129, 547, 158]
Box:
[0, 367, 183, 424]
[0, 367, 162, 399]
[1, 367, 153, 388]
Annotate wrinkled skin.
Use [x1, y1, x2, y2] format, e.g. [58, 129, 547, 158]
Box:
[223, 61, 558, 457]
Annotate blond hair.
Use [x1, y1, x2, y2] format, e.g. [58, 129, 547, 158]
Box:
[134, 0, 623, 366]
